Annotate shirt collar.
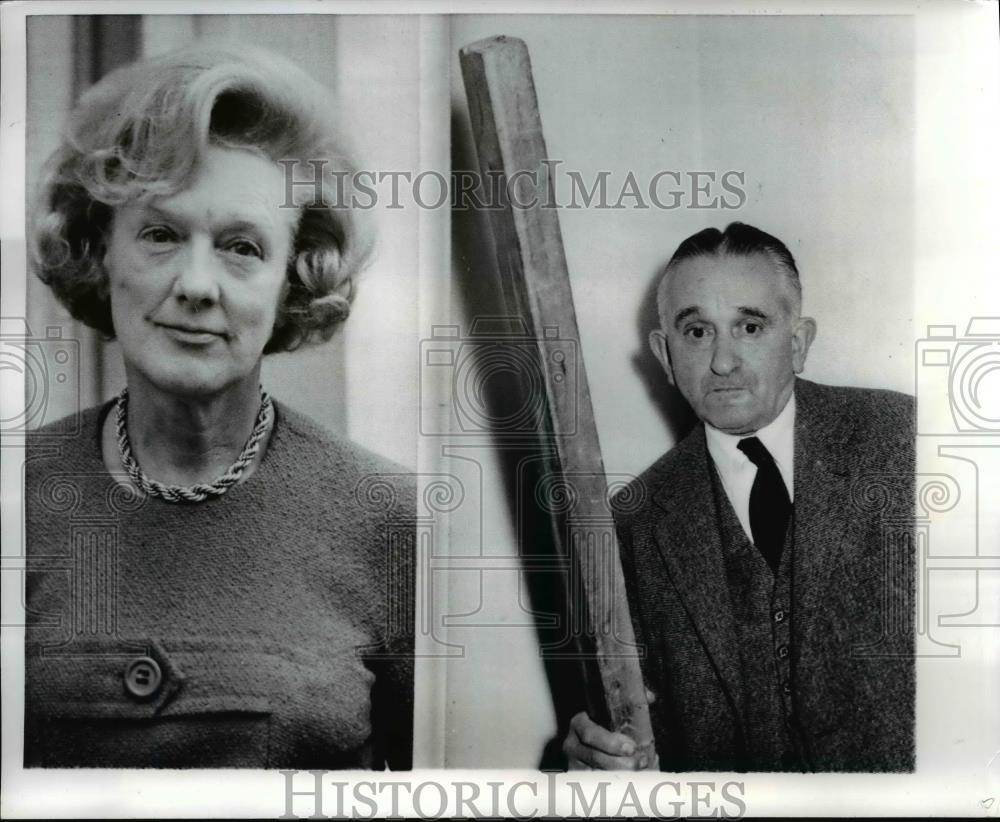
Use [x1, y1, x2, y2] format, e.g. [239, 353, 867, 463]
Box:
[704, 390, 796, 497]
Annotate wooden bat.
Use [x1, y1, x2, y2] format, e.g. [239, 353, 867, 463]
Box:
[459, 35, 657, 764]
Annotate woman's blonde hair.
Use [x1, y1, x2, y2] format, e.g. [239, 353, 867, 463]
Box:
[31, 43, 373, 352]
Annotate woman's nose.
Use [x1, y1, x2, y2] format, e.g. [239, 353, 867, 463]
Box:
[171, 239, 221, 309]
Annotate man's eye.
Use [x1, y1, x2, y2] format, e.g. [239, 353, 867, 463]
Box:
[742, 320, 764, 335]
[224, 239, 263, 259]
[684, 325, 712, 341]
[139, 226, 176, 244]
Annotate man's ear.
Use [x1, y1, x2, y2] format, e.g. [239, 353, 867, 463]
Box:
[648, 328, 676, 386]
[791, 316, 817, 374]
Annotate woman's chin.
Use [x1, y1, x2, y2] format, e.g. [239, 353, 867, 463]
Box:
[127, 364, 256, 402]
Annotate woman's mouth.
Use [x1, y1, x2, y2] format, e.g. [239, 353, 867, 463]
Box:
[157, 323, 226, 345]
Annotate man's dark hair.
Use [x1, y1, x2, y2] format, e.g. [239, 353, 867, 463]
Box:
[663, 221, 802, 306]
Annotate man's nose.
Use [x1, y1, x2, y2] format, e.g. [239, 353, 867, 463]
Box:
[710, 336, 741, 376]
[171, 238, 221, 309]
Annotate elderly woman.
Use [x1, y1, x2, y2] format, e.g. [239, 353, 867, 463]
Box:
[24, 45, 414, 769]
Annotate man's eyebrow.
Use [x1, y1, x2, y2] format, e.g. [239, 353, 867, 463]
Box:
[737, 307, 769, 320]
[672, 306, 701, 327]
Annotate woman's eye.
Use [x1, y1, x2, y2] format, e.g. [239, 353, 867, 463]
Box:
[225, 239, 263, 259]
[139, 226, 176, 244]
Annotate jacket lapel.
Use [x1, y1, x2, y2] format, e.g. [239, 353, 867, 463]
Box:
[650, 425, 745, 726]
[792, 379, 858, 628]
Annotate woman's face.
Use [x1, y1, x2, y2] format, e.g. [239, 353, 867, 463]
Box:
[104, 146, 298, 399]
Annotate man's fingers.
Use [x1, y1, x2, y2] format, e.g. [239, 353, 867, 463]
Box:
[586, 748, 644, 771]
[564, 711, 651, 770]
[570, 712, 635, 756]
[565, 738, 643, 771]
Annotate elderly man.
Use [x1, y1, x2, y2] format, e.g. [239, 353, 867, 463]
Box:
[564, 222, 914, 772]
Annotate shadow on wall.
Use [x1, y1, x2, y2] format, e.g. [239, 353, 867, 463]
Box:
[450, 106, 697, 768]
[451, 108, 583, 769]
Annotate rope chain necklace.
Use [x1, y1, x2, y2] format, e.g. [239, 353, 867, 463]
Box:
[114, 386, 274, 503]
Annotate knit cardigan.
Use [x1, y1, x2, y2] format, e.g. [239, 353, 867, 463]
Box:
[24, 400, 414, 769]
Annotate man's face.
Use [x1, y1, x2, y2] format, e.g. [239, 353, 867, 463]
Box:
[649, 252, 816, 435]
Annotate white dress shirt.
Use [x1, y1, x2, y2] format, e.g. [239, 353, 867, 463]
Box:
[704, 392, 796, 545]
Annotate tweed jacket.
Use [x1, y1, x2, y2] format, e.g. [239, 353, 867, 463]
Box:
[614, 378, 915, 772]
[24, 400, 415, 769]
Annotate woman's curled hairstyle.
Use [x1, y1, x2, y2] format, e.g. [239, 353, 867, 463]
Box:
[31, 44, 373, 353]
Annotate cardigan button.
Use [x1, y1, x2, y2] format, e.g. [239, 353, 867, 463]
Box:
[124, 657, 162, 699]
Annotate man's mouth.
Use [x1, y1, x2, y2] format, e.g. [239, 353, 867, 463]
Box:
[706, 385, 751, 402]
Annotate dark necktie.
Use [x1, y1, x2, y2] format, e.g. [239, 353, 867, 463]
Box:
[737, 436, 792, 574]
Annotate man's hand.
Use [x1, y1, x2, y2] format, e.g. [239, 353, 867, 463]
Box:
[563, 708, 658, 770]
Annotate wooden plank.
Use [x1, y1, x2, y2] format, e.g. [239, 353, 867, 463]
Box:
[459, 35, 656, 763]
